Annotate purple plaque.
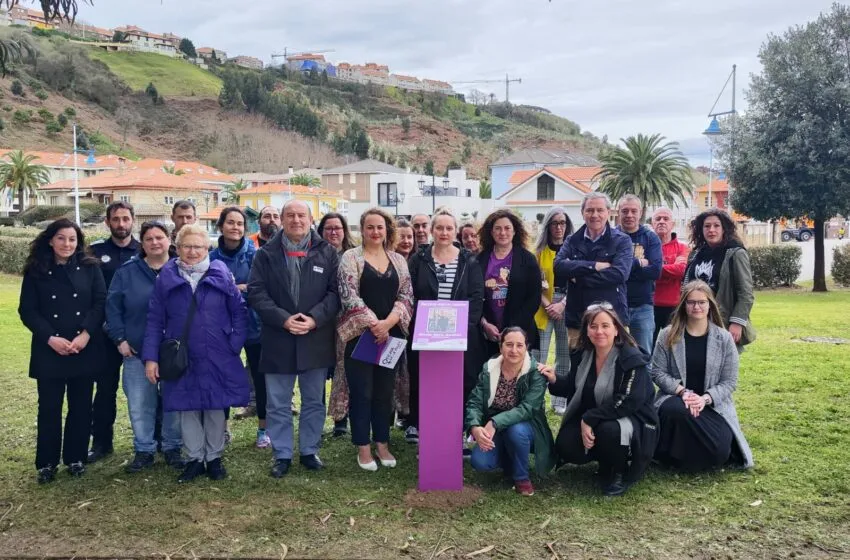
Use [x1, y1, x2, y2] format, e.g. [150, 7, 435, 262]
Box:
[412, 300, 469, 351]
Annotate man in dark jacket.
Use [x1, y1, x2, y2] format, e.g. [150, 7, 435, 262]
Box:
[247, 200, 340, 478]
[555, 192, 633, 347]
[615, 195, 662, 354]
[87, 201, 140, 463]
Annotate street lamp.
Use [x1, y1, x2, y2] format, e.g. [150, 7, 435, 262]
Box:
[702, 64, 737, 211]
[418, 176, 437, 213]
[702, 117, 722, 208]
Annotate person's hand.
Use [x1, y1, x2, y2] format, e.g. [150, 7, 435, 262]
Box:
[69, 330, 91, 353]
[117, 340, 136, 358]
[483, 420, 496, 439]
[729, 323, 743, 343]
[580, 420, 595, 450]
[546, 299, 566, 320]
[370, 319, 391, 343]
[675, 255, 687, 264]
[145, 361, 159, 384]
[639, 258, 649, 268]
[471, 426, 494, 452]
[481, 320, 500, 341]
[681, 390, 704, 417]
[284, 315, 300, 333]
[48, 336, 73, 356]
[537, 363, 556, 384]
[236, 283, 248, 293]
[595, 261, 611, 271]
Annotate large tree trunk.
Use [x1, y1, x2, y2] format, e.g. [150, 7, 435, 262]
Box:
[813, 216, 827, 292]
[16, 185, 24, 215]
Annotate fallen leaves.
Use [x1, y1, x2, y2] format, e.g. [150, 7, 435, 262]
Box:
[464, 545, 494, 557]
[318, 512, 333, 526]
[750, 499, 763, 507]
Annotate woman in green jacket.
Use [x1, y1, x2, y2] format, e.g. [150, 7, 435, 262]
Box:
[464, 327, 556, 496]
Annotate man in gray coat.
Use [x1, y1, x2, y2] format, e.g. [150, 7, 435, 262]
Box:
[248, 200, 340, 478]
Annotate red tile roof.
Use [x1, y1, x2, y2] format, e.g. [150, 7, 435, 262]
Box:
[503, 166, 593, 198]
[558, 166, 602, 182]
[1, 150, 124, 169]
[239, 183, 341, 197]
[40, 169, 221, 192]
[696, 178, 729, 193]
[131, 158, 235, 182]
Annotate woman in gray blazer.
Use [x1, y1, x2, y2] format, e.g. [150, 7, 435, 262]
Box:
[651, 281, 754, 470]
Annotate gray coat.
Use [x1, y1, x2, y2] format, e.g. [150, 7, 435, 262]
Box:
[650, 323, 754, 468]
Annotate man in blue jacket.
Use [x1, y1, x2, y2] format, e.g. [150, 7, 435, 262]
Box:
[615, 195, 662, 354]
[555, 192, 633, 348]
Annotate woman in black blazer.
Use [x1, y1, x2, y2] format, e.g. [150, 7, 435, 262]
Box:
[406, 207, 485, 444]
[18, 219, 106, 484]
[478, 209, 543, 357]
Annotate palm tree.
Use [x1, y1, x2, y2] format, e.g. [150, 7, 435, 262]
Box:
[222, 179, 249, 203]
[0, 150, 51, 213]
[595, 133, 694, 210]
[479, 179, 492, 199]
[0, 1, 89, 74]
[289, 173, 320, 187]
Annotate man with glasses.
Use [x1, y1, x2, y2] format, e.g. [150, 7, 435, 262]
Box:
[651, 207, 690, 346]
[555, 192, 633, 349]
[615, 195, 662, 354]
[411, 214, 431, 248]
[88, 201, 141, 463]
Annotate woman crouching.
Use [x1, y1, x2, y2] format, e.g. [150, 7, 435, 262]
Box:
[542, 303, 657, 496]
[465, 327, 555, 496]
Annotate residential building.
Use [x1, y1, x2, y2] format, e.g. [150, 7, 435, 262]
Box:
[285, 54, 336, 76]
[8, 7, 54, 29]
[129, 158, 236, 189]
[422, 79, 454, 95]
[497, 166, 595, 225]
[237, 184, 348, 220]
[197, 47, 227, 63]
[235, 168, 323, 188]
[0, 149, 126, 183]
[489, 148, 600, 198]
[695, 177, 729, 212]
[114, 25, 177, 56]
[161, 32, 182, 50]
[333, 61, 452, 95]
[37, 168, 222, 222]
[229, 55, 264, 70]
[321, 159, 408, 204]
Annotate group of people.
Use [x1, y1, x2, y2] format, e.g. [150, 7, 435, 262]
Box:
[19, 192, 755, 497]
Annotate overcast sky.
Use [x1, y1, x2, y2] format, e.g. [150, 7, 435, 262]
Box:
[80, 0, 836, 164]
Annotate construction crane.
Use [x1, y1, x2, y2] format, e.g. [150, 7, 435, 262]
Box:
[452, 74, 522, 103]
[270, 48, 335, 61]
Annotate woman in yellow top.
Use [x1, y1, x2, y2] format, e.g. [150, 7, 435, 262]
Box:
[533, 207, 574, 415]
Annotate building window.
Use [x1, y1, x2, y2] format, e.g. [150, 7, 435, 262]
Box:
[338, 174, 343, 185]
[187, 197, 196, 204]
[350, 189, 356, 201]
[704, 196, 710, 207]
[349, 173, 356, 184]
[466, 189, 472, 198]
[377, 182, 398, 207]
[164, 196, 174, 205]
[119, 195, 130, 203]
[49, 195, 59, 205]
[537, 175, 555, 200]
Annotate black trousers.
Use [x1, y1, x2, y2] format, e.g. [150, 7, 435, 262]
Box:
[345, 339, 395, 446]
[245, 342, 266, 420]
[37, 377, 94, 469]
[556, 418, 629, 473]
[90, 345, 122, 451]
[653, 306, 676, 348]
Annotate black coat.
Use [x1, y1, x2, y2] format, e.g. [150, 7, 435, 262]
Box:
[247, 230, 340, 374]
[18, 255, 107, 379]
[549, 344, 658, 479]
[479, 246, 543, 351]
[407, 244, 486, 392]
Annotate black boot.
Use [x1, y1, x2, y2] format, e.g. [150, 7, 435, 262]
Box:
[177, 460, 206, 483]
[602, 472, 628, 497]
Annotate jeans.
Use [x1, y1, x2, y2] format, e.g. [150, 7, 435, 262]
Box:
[628, 304, 655, 355]
[470, 421, 534, 481]
[265, 369, 326, 460]
[122, 356, 181, 454]
[36, 377, 93, 469]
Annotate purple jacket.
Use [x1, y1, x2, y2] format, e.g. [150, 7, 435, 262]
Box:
[142, 259, 250, 412]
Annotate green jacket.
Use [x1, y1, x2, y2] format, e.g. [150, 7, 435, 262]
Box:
[464, 354, 556, 476]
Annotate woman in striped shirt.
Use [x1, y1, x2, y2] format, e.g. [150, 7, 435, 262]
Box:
[405, 207, 485, 446]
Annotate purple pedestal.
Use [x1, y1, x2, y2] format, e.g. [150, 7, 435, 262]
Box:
[418, 350, 464, 491]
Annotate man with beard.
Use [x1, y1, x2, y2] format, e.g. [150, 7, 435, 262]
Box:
[88, 201, 141, 463]
[411, 214, 431, 248]
[168, 200, 197, 258]
[249, 206, 282, 248]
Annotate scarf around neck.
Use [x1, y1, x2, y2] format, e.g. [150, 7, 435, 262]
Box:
[177, 255, 210, 293]
[282, 232, 311, 306]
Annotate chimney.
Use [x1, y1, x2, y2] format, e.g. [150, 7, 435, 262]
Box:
[288, 166, 294, 175]
[118, 157, 126, 175]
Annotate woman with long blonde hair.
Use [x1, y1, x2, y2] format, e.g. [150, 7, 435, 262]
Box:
[650, 281, 753, 470]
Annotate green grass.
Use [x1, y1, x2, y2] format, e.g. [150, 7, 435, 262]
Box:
[86, 49, 223, 98]
[0, 276, 848, 558]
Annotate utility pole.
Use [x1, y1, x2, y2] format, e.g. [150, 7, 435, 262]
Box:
[73, 123, 80, 225]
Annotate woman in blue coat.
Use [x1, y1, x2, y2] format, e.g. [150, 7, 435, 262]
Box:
[142, 224, 249, 483]
[209, 207, 268, 449]
[106, 221, 184, 474]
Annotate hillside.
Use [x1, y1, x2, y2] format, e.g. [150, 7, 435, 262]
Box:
[0, 29, 602, 177]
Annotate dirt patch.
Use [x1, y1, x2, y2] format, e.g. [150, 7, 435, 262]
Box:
[402, 485, 483, 511]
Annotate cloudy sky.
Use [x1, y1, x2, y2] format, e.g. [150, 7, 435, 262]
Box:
[80, 0, 835, 164]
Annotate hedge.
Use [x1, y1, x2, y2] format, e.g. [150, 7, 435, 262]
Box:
[832, 244, 850, 287]
[0, 236, 31, 275]
[749, 244, 802, 288]
[18, 203, 105, 226]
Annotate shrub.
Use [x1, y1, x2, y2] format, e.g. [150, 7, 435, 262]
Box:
[2, 105, 11, 112]
[35, 90, 48, 101]
[0, 236, 30, 274]
[64, 107, 76, 117]
[57, 113, 67, 127]
[45, 120, 62, 135]
[749, 244, 802, 288]
[832, 243, 850, 287]
[37, 108, 54, 121]
[10, 80, 24, 96]
[12, 109, 31, 125]
[0, 117, 4, 132]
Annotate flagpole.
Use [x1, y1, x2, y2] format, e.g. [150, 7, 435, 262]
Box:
[73, 123, 80, 225]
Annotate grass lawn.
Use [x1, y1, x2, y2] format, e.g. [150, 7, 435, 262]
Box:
[0, 274, 848, 559]
[86, 49, 223, 98]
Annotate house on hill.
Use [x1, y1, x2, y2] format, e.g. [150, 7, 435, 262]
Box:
[489, 148, 599, 198]
[114, 25, 177, 56]
[496, 166, 595, 225]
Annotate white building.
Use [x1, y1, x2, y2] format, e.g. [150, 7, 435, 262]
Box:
[114, 25, 177, 56]
[496, 166, 595, 226]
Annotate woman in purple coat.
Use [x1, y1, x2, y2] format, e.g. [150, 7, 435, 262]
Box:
[142, 224, 249, 483]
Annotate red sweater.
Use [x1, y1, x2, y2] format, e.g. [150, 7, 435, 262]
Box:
[654, 233, 690, 307]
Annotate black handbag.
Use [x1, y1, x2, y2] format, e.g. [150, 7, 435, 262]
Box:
[158, 287, 201, 382]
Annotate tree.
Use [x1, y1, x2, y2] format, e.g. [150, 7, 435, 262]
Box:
[468, 89, 488, 106]
[10, 80, 23, 96]
[0, 150, 50, 213]
[162, 164, 186, 176]
[424, 159, 435, 176]
[445, 159, 461, 174]
[222, 179, 248, 202]
[723, 3, 850, 292]
[596, 133, 694, 211]
[479, 179, 492, 199]
[111, 30, 127, 43]
[145, 82, 159, 102]
[178, 38, 197, 58]
[0, 1, 91, 74]
[290, 173, 320, 187]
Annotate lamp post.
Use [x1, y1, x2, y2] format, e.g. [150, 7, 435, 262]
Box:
[418, 176, 437, 214]
[703, 64, 737, 211]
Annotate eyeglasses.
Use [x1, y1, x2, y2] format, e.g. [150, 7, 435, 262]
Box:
[550, 221, 568, 228]
[686, 300, 709, 308]
[179, 244, 207, 252]
[586, 301, 613, 311]
[324, 226, 344, 232]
